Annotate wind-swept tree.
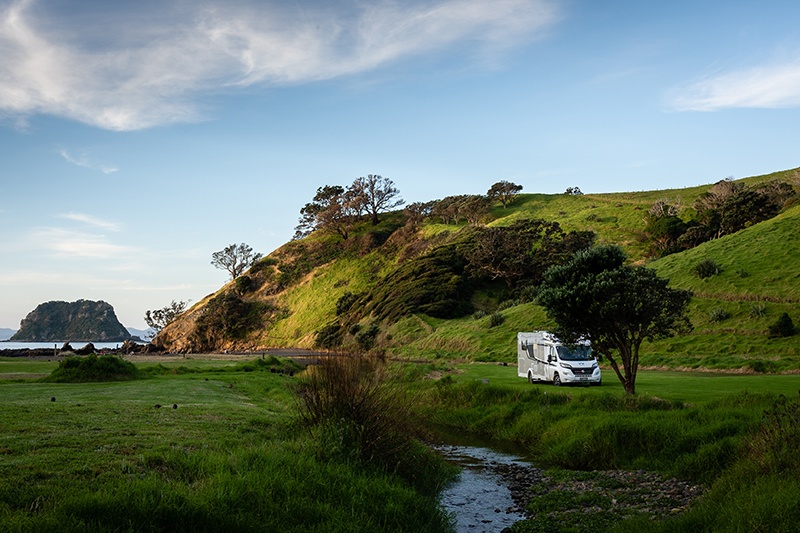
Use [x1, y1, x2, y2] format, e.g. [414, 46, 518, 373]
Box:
[538, 245, 692, 395]
[211, 243, 262, 280]
[144, 300, 188, 337]
[351, 174, 404, 225]
[487, 180, 523, 208]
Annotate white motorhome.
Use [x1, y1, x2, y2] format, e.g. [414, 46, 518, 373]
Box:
[517, 331, 601, 386]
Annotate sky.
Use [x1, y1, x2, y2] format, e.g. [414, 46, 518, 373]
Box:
[2, 0, 800, 331]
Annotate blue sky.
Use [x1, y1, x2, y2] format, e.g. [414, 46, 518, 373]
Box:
[2, 0, 800, 330]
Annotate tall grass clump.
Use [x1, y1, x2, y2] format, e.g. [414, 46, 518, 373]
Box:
[694, 258, 721, 279]
[626, 392, 800, 532]
[42, 354, 141, 382]
[296, 355, 455, 493]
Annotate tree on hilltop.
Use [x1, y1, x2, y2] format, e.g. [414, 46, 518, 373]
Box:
[351, 174, 404, 225]
[294, 175, 403, 239]
[487, 180, 523, 208]
[211, 243, 262, 280]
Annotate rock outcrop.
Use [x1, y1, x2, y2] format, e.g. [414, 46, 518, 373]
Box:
[10, 300, 133, 342]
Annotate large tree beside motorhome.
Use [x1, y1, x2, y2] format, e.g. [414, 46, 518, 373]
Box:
[537, 245, 692, 395]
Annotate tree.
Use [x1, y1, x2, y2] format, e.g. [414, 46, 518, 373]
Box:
[487, 180, 523, 208]
[351, 174, 404, 225]
[538, 245, 692, 395]
[211, 243, 262, 280]
[466, 219, 595, 289]
[144, 300, 188, 337]
[294, 185, 346, 239]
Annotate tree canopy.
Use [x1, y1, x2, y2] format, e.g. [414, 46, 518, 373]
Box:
[294, 175, 403, 239]
[538, 245, 692, 395]
[466, 219, 595, 289]
[211, 243, 262, 280]
[144, 300, 188, 336]
[487, 180, 523, 208]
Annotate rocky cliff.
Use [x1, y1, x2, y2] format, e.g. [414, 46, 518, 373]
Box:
[11, 300, 132, 342]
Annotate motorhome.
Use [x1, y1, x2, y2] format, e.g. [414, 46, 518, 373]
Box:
[517, 331, 601, 386]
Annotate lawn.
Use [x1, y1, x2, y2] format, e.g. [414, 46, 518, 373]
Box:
[452, 363, 800, 402]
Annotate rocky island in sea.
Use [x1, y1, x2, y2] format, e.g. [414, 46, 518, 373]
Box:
[10, 300, 133, 343]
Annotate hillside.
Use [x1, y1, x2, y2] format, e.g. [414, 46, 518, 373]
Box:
[156, 167, 800, 371]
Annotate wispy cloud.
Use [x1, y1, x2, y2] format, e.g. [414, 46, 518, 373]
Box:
[57, 212, 121, 231]
[31, 227, 136, 258]
[0, 0, 560, 130]
[59, 149, 119, 174]
[670, 58, 800, 111]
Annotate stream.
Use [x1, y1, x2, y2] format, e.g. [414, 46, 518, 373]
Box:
[436, 444, 533, 532]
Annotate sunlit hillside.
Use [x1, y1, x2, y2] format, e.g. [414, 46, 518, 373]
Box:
[156, 167, 800, 371]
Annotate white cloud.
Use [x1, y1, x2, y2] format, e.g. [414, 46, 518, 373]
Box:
[59, 149, 118, 174]
[0, 0, 560, 130]
[31, 227, 136, 258]
[57, 212, 121, 231]
[671, 59, 800, 111]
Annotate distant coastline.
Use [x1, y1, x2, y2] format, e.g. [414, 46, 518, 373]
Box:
[0, 341, 142, 351]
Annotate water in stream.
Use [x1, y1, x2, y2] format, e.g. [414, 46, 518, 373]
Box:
[437, 445, 530, 532]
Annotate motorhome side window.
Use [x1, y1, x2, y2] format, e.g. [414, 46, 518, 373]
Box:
[534, 344, 545, 361]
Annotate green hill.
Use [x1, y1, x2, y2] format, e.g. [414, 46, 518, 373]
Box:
[156, 167, 800, 371]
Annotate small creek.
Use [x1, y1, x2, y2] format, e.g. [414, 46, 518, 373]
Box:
[435, 444, 532, 532]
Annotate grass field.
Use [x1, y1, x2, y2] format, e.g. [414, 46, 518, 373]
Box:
[3, 355, 800, 531]
[0, 357, 453, 532]
[451, 363, 800, 402]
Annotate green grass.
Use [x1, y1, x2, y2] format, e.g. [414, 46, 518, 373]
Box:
[0, 358, 453, 532]
[450, 364, 800, 402]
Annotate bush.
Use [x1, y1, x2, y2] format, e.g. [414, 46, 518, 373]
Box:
[472, 310, 487, 320]
[695, 259, 721, 279]
[44, 354, 141, 382]
[709, 307, 731, 322]
[295, 356, 439, 488]
[749, 302, 767, 318]
[355, 323, 380, 351]
[234, 275, 253, 295]
[488, 311, 505, 328]
[335, 291, 359, 316]
[314, 322, 344, 349]
[768, 313, 796, 337]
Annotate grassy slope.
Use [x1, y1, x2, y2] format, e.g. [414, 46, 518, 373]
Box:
[641, 204, 800, 370]
[159, 167, 800, 370]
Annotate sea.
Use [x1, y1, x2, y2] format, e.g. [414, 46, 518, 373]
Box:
[0, 341, 142, 351]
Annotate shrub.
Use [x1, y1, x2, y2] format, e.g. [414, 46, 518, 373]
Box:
[709, 307, 731, 322]
[355, 323, 380, 351]
[314, 322, 344, 349]
[44, 354, 141, 382]
[335, 291, 359, 316]
[234, 275, 253, 295]
[191, 293, 267, 348]
[296, 356, 422, 478]
[472, 310, 487, 320]
[749, 302, 767, 318]
[695, 259, 721, 279]
[488, 311, 505, 328]
[768, 313, 796, 337]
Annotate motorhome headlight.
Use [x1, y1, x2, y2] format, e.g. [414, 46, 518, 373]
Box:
[559, 362, 573, 370]
[591, 363, 598, 370]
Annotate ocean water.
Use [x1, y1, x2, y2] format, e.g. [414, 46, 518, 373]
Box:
[0, 341, 141, 351]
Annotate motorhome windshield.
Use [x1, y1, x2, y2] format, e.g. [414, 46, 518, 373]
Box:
[556, 345, 593, 361]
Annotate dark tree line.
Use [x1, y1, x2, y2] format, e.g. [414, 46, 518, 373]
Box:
[644, 178, 796, 258]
